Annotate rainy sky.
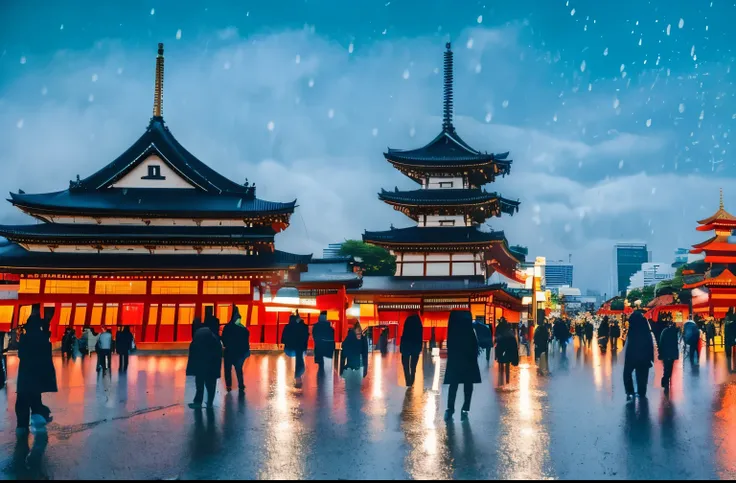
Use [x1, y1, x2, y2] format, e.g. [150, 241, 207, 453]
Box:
[0, 0, 734, 294]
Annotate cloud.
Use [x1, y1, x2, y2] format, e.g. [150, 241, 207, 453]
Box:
[0, 25, 726, 292]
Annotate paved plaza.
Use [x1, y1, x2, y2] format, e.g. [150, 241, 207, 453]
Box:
[1, 341, 735, 480]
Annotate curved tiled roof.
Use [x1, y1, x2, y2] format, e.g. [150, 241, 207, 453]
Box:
[378, 188, 520, 214]
[384, 130, 511, 166]
[363, 225, 507, 245]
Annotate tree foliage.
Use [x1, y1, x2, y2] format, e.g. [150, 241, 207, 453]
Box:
[627, 285, 655, 306]
[339, 240, 396, 276]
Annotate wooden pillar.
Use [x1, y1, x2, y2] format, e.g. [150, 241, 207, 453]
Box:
[154, 302, 163, 342]
[173, 303, 180, 342]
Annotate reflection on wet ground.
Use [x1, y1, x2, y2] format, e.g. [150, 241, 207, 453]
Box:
[1, 340, 735, 480]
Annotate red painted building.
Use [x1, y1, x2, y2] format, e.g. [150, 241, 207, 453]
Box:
[0, 44, 310, 346]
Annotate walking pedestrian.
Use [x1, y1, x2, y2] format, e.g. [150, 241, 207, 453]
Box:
[0, 330, 6, 389]
[186, 322, 222, 409]
[623, 312, 654, 401]
[378, 327, 389, 355]
[584, 320, 594, 348]
[682, 319, 700, 365]
[97, 328, 113, 374]
[15, 304, 56, 433]
[706, 321, 716, 349]
[472, 316, 493, 363]
[610, 320, 621, 350]
[519, 323, 530, 356]
[400, 314, 423, 387]
[495, 323, 519, 385]
[443, 310, 481, 422]
[203, 306, 220, 340]
[311, 311, 335, 373]
[282, 314, 309, 381]
[221, 305, 250, 393]
[533, 321, 550, 375]
[598, 316, 610, 353]
[115, 326, 134, 372]
[658, 319, 679, 393]
[340, 322, 368, 378]
[725, 309, 736, 371]
[554, 318, 570, 353]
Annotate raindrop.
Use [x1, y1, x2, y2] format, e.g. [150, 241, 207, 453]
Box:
[477, 15, 483, 23]
[409, 127, 416, 137]
[475, 63, 482, 74]
[223, 62, 231, 70]
[646, 119, 652, 127]
[690, 45, 695, 57]
[620, 64, 625, 72]
[699, 110, 705, 121]
[553, 114, 558, 122]
[502, 100, 509, 108]
[117, 67, 124, 75]
[19, 56, 26, 64]
[485, 112, 492, 123]
[16, 119, 24, 129]
[638, 38, 642, 46]
[327, 109, 334, 119]
[580, 60, 586, 72]
[267, 121, 275, 131]
[295, 54, 301, 64]
[588, 83, 593, 91]
[348, 43, 354, 54]
[308, 78, 315, 87]
[666, 24, 671, 36]
[613, 98, 620, 109]
[466, 38, 474, 49]
[679, 103, 685, 113]
[571, 8, 576, 16]
[41, 86, 47, 96]
[60, 24, 64, 30]
[603, 48, 609, 56]
[150, 8, 155, 15]
[618, 160, 625, 169]
[91, 74, 98, 82]
[678, 18, 684, 29]
[651, 187, 657, 195]
[403, 69, 410, 79]
[88, 94, 94, 102]
[176, 29, 182, 40]
[371, 128, 379, 137]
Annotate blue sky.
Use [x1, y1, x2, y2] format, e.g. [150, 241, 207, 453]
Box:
[1, 0, 734, 293]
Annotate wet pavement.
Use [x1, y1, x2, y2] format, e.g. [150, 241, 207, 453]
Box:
[1, 340, 735, 480]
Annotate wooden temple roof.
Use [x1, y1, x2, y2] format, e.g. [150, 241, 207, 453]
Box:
[696, 189, 736, 228]
[378, 188, 519, 214]
[363, 225, 507, 247]
[683, 268, 736, 289]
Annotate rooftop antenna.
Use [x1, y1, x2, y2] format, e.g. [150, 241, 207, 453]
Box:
[442, 42, 454, 133]
[153, 43, 165, 118]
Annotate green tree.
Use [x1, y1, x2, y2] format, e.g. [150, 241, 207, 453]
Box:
[339, 240, 396, 276]
[626, 288, 642, 305]
[610, 298, 625, 311]
[641, 285, 655, 306]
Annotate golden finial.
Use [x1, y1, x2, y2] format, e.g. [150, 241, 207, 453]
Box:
[153, 43, 164, 118]
[720, 188, 724, 210]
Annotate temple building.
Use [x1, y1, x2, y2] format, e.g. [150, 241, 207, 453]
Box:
[354, 43, 527, 342]
[0, 44, 310, 346]
[684, 189, 736, 317]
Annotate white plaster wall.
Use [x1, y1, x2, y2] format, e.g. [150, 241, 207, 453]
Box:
[110, 155, 196, 189]
[420, 215, 467, 227]
[427, 177, 465, 189]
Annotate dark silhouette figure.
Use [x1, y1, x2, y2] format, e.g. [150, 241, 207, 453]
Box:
[658, 320, 679, 393]
[443, 311, 481, 421]
[203, 306, 220, 340]
[378, 327, 389, 355]
[584, 321, 594, 347]
[682, 319, 700, 365]
[340, 322, 368, 378]
[598, 317, 610, 353]
[623, 311, 654, 400]
[115, 327, 134, 372]
[400, 314, 423, 387]
[610, 321, 621, 350]
[473, 317, 493, 362]
[282, 314, 309, 380]
[15, 304, 57, 431]
[186, 324, 222, 409]
[311, 311, 335, 373]
[554, 318, 570, 353]
[725, 309, 736, 371]
[0, 330, 6, 389]
[534, 322, 550, 374]
[495, 323, 519, 384]
[221, 305, 250, 393]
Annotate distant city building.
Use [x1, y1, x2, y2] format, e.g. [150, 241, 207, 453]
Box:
[627, 262, 675, 291]
[544, 260, 573, 288]
[613, 242, 650, 296]
[322, 242, 345, 259]
[672, 248, 689, 268]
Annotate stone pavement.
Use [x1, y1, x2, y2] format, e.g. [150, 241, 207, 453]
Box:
[1, 340, 735, 480]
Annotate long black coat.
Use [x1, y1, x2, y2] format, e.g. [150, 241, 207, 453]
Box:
[400, 315, 423, 357]
[312, 319, 335, 359]
[221, 323, 250, 360]
[610, 324, 621, 338]
[17, 323, 57, 394]
[496, 330, 519, 365]
[186, 327, 222, 379]
[443, 311, 481, 385]
[115, 330, 134, 355]
[725, 321, 736, 348]
[658, 325, 680, 361]
[340, 331, 368, 372]
[624, 312, 654, 368]
[533, 324, 549, 358]
[282, 318, 309, 353]
[598, 320, 610, 338]
[473, 322, 493, 349]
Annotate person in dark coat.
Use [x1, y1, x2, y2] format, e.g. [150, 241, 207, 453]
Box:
[725, 309, 736, 371]
[400, 314, 423, 386]
[192, 316, 203, 340]
[282, 314, 309, 380]
[220, 305, 250, 393]
[186, 324, 222, 409]
[682, 319, 700, 365]
[658, 320, 679, 392]
[16, 304, 57, 431]
[553, 318, 570, 353]
[378, 327, 389, 355]
[115, 327, 134, 372]
[340, 322, 368, 377]
[598, 317, 610, 352]
[495, 324, 519, 385]
[311, 311, 335, 373]
[705, 321, 716, 348]
[443, 311, 481, 421]
[203, 307, 220, 340]
[533, 322, 550, 374]
[610, 321, 621, 350]
[0, 330, 6, 389]
[473, 317, 493, 362]
[575, 323, 584, 344]
[584, 321, 594, 347]
[623, 311, 654, 400]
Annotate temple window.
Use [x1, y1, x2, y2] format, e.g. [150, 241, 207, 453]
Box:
[160, 304, 176, 325]
[151, 281, 198, 294]
[19, 279, 41, 294]
[148, 305, 160, 326]
[178, 304, 196, 325]
[142, 164, 166, 180]
[45, 280, 90, 294]
[96, 280, 147, 295]
[439, 181, 453, 188]
[0, 306, 13, 325]
[90, 304, 103, 325]
[104, 304, 119, 326]
[58, 304, 72, 326]
[18, 305, 32, 325]
[203, 280, 251, 295]
[438, 219, 456, 226]
[73, 304, 87, 325]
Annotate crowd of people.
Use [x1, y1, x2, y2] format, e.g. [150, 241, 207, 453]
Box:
[4, 302, 736, 432]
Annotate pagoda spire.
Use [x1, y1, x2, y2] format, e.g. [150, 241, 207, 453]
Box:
[720, 188, 724, 210]
[153, 43, 165, 119]
[442, 42, 454, 133]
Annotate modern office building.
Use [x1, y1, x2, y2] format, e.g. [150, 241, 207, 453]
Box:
[544, 260, 574, 288]
[672, 248, 689, 268]
[322, 243, 345, 259]
[613, 242, 650, 296]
